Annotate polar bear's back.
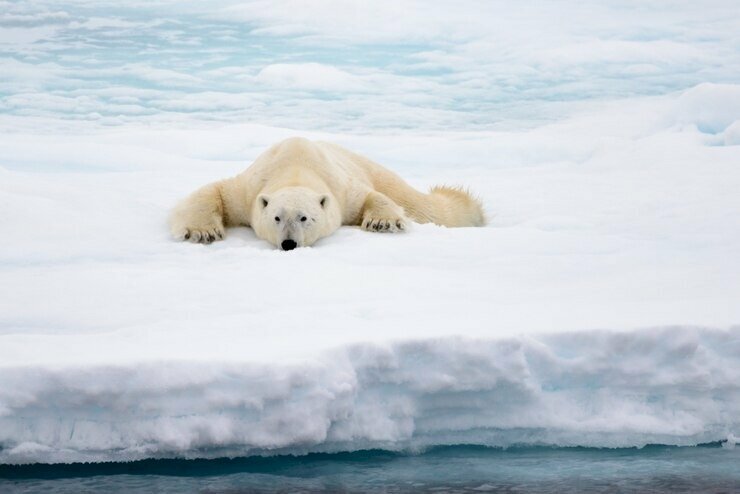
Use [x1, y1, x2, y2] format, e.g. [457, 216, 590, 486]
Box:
[246, 137, 373, 188]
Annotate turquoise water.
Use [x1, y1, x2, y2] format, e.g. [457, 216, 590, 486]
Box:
[2, 445, 738, 493]
[3, 1, 740, 131]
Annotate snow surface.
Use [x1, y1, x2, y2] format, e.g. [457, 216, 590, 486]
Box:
[1, 0, 740, 464]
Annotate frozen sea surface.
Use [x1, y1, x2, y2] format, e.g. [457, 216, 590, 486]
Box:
[1, 0, 740, 467]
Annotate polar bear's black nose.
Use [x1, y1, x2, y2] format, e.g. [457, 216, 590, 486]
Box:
[281, 239, 297, 251]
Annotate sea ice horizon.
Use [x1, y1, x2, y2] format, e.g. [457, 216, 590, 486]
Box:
[1, 0, 739, 466]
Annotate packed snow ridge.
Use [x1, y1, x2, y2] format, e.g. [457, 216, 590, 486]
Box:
[0, 327, 738, 464]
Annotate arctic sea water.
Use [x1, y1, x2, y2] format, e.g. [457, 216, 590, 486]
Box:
[2, 445, 739, 493]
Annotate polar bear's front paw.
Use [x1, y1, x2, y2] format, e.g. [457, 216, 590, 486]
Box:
[361, 216, 407, 233]
[174, 226, 224, 244]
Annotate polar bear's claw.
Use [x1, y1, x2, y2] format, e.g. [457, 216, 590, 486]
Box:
[362, 217, 407, 233]
[177, 227, 223, 244]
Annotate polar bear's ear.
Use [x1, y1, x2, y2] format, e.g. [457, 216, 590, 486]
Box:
[319, 195, 329, 208]
[258, 195, 269, 208]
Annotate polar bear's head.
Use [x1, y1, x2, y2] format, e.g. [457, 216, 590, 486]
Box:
[252, 187, 341, 250]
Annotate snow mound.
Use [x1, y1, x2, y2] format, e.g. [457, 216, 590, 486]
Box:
[720, 120, 740, 146]
[1, 327, 738, 464]
[2, 0, 740, 467]
[673, 83, 740, 134]
[0, 83, 739, 464]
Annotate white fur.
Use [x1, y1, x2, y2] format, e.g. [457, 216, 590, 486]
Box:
[169, 137, 485, 249]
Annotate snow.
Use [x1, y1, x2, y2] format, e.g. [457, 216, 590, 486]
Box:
[1, 0, 740, 464]
[1, 328, 739, 465]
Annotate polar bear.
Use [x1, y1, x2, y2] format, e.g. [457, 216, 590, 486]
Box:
[169, 137, 485, 250]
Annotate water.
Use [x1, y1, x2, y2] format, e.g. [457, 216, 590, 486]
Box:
[3, 1, 740, 133]
[2, 445, 738, 493]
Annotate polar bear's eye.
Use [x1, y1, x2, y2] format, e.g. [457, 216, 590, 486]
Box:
[274, 216, 280, 223]
[300, 216, 307, 222]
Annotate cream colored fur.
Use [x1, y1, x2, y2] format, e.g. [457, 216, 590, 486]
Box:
[169, 137, 485, 249]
